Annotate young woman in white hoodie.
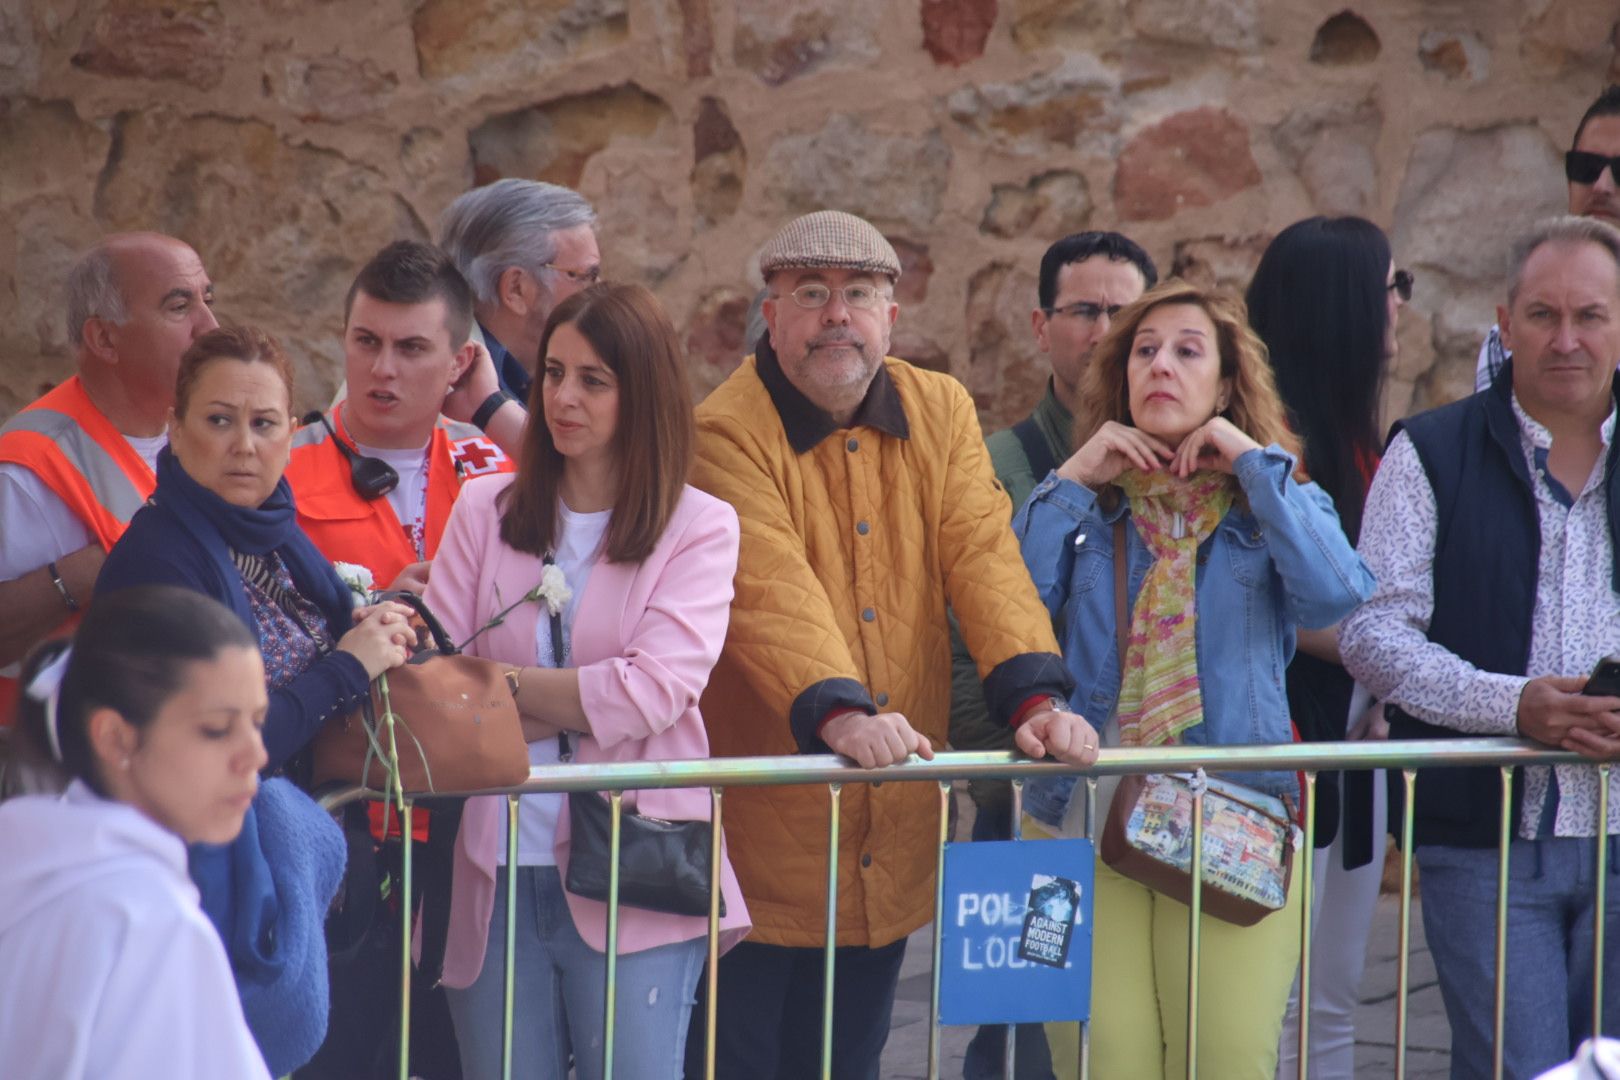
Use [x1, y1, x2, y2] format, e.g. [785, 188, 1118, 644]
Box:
[0, 585, 273, 1080]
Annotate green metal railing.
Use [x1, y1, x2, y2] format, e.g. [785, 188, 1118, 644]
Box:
[316, 738, 1611, 1080]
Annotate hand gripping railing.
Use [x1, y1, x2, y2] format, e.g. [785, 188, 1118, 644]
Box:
[316, 738, 1609, 1080]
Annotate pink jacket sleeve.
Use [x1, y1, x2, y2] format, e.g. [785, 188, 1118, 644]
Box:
[576, 494, 739, 749]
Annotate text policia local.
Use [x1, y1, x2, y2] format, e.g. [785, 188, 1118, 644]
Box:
[957, 890, 1033, 971]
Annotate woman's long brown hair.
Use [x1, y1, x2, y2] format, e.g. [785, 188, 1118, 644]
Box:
[498, 283, 694, 563]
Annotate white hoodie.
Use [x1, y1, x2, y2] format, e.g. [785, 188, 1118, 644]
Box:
[0, 782, 270, 1080]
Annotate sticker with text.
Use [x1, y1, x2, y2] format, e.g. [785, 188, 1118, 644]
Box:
[1017, 874, 1079, 969]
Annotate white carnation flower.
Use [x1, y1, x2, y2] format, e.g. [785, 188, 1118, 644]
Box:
[333, 561, 376, 606]
[530, 563, 573, 616]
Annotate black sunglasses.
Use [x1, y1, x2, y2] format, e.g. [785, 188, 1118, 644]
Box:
[1566, 150, 1620, 185]
[1388, 269, 1414, 303]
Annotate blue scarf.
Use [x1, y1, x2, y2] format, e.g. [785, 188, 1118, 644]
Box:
[153, 445, 353, 633]
[190, 779, 347, 1076]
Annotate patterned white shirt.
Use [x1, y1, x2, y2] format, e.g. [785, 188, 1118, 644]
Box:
[1342, 395, 1620, 838]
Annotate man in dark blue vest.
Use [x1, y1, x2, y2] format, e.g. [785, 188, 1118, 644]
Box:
[1343, 215, 1620, 1078]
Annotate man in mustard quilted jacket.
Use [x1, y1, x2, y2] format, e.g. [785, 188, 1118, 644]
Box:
[687, 210, 1101, 1079]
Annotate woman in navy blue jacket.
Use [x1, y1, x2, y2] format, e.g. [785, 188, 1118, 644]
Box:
[98, 326, 411, 770]
[96, 325, 411, 1075]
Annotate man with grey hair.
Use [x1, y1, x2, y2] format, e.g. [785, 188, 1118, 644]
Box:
[437, 178, 599, 455]
[1343, 214, 1620, 1076]
[689, 210, 1100, 1079]
[0, 232, 216, 711]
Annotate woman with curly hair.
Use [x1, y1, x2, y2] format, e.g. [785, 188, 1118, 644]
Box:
[1015, 279, 1374, 1078]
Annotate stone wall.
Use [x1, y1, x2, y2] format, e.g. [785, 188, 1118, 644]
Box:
[3, 0, 1619, 431]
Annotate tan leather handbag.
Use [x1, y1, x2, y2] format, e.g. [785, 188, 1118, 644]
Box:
[311, 592, 530, 794]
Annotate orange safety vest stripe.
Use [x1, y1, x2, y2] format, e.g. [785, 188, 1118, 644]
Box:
[0, 377, 156, 551]
[285, 405, 512, 590]
[0, 378, 155, 723]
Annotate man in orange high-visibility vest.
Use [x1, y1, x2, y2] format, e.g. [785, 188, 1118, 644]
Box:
[0, 233, 218, 719]
[286, 240, 513, 845]
[287, 239, 514, 611]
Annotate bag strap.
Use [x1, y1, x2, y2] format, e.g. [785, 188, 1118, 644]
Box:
[1011, 415, 1058, 481]
[543, 554, 568, 756]
[542, 553, 565, 668]
[1113, 517, 1128, 667]
[373, 588, 457, 657]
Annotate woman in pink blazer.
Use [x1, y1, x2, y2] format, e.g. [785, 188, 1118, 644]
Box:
[424, 283, 749, 1080]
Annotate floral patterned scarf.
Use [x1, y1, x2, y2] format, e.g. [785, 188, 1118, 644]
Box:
[1115, 468, 1236, 748]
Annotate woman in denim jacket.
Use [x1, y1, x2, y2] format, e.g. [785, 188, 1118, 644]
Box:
[1013, 279, 1374, 1080]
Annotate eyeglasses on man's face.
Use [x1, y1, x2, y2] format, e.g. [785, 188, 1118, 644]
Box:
[1566, 150, 1620, 186]
[785, 283, 890, 311]
[1388, 269, 1414, 303]
[541, 262, 602, 286]
[1043, 300, 1126, 322]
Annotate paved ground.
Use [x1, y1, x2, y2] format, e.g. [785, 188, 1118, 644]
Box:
[878, 795, 1451, 1079]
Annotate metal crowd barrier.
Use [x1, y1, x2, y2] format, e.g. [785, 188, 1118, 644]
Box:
[317, 738, 1610, 1080]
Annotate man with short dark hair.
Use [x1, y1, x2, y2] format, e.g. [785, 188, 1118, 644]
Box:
[437, 179, 600, 455]
[1478, 84, 1620, 389]
[1343, 215, 1620, 1077]
[952, 230, 1158, 818]
[286, 240, 512, 596]
[0, 232, 217, 713]
[950, 230, 1156, 1079]
[690, 210, 1101, 1079]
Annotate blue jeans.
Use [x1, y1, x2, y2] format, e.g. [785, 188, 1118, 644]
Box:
[445, 865, 705, 1080]
[1416, 837, 1620, 1080]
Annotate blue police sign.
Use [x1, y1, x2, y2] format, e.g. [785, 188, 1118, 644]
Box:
[938, 838, 1093, 1026]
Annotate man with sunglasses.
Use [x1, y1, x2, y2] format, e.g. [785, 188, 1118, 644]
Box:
[946, 230, 1156, 1078]
[436, 178, 601, 457]
[689, 210, 1101, 1080]
[1477, 85, 1620, 390]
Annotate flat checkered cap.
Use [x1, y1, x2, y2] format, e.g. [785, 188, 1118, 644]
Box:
[759, 210, 902, 281]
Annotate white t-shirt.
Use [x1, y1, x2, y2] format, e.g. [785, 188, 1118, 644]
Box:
[352, 441, 430, 559]
[0, 431, 166, 583]
[500, 501, 612, 866]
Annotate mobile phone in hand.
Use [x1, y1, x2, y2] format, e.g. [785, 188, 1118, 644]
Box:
[1581, 656, 1620, 697]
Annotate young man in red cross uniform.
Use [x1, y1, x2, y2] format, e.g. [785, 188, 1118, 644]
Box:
[287, 241, 514, 596]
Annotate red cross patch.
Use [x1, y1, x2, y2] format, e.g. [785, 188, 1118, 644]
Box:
[450, 437, 508, 477]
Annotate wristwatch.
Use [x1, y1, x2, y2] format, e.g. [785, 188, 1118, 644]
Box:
[472, 389, 517, 430]
[504, 668, 522, 699]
